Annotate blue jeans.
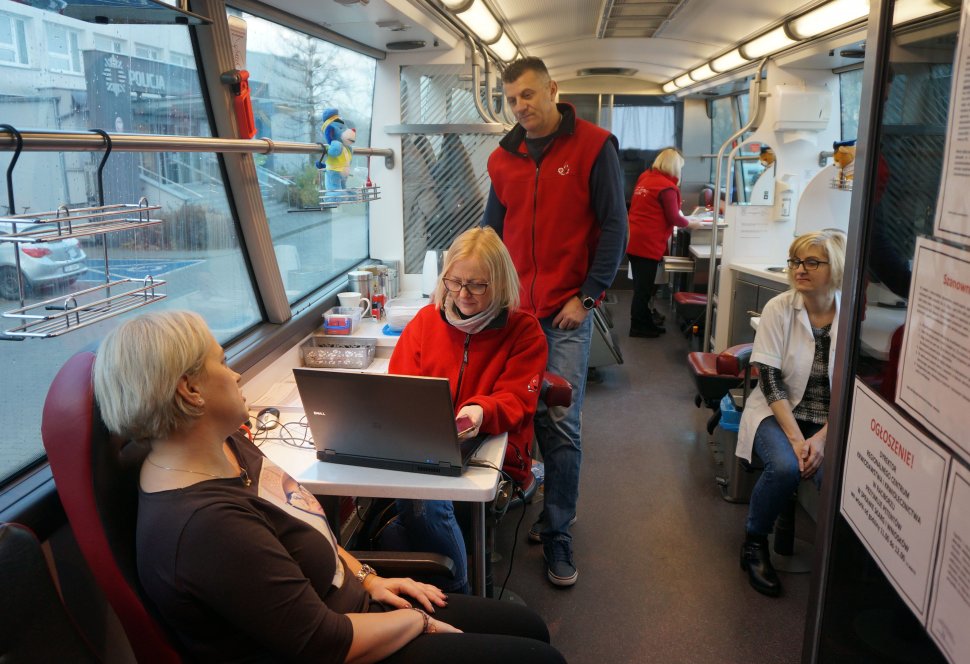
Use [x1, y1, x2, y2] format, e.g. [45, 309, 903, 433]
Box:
[534, 314, 593, 543]
[382, 499, 470, 594]
[745, 416, 824, 536]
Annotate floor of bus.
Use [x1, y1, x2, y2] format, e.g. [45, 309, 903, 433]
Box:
[490, 288, 814, 664]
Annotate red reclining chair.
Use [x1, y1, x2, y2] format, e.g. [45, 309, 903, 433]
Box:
[42, 351, 183, 663]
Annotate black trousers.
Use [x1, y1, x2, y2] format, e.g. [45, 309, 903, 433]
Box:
[628, 254, 660, 331]
[379, 593, 566, 663]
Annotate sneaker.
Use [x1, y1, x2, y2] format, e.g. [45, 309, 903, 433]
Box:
[543, 539, 578, 587]
[528, 510, 578, 543]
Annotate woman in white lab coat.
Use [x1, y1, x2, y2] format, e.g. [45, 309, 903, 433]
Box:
[737, 229, 845, 597]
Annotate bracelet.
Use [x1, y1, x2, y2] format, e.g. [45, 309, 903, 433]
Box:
[355, 563, 376, 585]
[410, 607, 435, 633]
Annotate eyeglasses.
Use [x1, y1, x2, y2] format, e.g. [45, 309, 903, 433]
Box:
[787, 258, 829, 271]
[442, 277, 489, 295]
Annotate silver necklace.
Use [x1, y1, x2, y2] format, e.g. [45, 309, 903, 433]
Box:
[145, 456, 252, 487]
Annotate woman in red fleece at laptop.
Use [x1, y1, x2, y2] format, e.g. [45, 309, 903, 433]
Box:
[387, 227, 548, 594]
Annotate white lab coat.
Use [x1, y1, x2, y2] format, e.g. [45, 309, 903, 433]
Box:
[735, 289, 841, 462]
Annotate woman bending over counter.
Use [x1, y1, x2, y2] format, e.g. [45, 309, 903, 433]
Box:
[737, 229, 846, 597]
[384, 226, 548, 594]
[626, 147, 704, 338]
[92, 309, 563, 663]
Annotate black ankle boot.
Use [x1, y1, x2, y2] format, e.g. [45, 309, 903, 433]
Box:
[740, 533, 781, 597]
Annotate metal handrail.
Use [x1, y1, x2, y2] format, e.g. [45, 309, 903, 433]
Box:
[703, 57, 769, 353]
[0, 129, 395, 168]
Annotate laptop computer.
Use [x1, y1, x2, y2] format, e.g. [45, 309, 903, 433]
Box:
[293, 368, 486, 477]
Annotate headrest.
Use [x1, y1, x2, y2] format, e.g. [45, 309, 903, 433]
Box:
[715, 343, 753, 375]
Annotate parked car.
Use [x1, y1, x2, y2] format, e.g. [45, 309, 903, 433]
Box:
[0, 222, 87, 300]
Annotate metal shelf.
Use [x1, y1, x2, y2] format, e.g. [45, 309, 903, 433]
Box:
[0, 200, 162, 243]
[2, 277, 166, 339]
[318, 185, 381, 208]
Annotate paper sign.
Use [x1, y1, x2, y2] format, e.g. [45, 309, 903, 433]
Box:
[935, 3, 970, 243]
[928, 462, 970, 664]
[896, 238, 970, 464]
[841, 381, 950, 619]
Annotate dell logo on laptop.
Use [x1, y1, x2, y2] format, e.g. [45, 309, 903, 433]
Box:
[312, 410, 327, 416]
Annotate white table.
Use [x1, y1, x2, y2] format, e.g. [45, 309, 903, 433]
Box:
[260, 427, 507, 597]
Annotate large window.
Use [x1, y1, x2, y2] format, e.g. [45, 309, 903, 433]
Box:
[231, 10, 375, 302]
[0, 12, 29, 66]
[0, 5, 260, 483]
[840, 67, 864, 141]
[46, 23, 81, 74]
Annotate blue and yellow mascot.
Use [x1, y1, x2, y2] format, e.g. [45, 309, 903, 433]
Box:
[316, 108, 357, 195]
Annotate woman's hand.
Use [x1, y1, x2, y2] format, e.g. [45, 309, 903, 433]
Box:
[456, 404, 484, 439]
[801, 430, 826, 478]
[428, 616, 463, 634]
[363, 576, 448, 613]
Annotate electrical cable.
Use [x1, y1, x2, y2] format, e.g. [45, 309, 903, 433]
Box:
[497, 485, 527, 601]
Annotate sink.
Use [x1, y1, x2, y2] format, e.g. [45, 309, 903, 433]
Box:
[766, 266, 788, 273]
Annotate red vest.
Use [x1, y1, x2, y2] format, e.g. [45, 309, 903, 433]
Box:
[627, 169, 681, 260]
[488, 113, 611, 318]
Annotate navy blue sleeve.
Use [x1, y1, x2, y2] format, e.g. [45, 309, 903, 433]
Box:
[582, 138, 629, 298]
[481, 185, 506, 237]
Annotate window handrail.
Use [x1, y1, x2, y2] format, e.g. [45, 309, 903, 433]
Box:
[0, 129, 394, 168]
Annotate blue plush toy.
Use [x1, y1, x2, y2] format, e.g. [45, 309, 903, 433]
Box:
[315, 108, 357, 194]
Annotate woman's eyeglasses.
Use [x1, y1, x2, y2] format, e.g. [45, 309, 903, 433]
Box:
[442, 277, 489, 295]
[787, 258, 829, 271]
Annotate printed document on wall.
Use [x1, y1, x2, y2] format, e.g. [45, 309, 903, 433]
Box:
[928, 462, 970, 664]
[841, 381, 949, 621]
[896, 238, 970, 464]
[936, 2, 970, 243]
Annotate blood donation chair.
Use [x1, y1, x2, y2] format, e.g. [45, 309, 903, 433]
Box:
[41, 351, 455, 663]
[687, 343, 755, 436]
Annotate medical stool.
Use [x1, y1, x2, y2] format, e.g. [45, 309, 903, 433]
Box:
[673, 291, 708, 342]
[687, 343, 754, 437]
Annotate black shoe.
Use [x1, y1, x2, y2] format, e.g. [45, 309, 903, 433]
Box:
[543, 539, 578, 587]
[651, 308, 666, 325]
[740, 534, 781, 597]
[629, 326, 661, 338]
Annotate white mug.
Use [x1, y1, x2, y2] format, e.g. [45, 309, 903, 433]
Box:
[338, 291, 371, 316]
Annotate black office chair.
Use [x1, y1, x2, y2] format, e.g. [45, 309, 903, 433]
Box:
[0, 522, 99, 663]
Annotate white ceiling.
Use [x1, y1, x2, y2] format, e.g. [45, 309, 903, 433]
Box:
[271, 0, 855, 93]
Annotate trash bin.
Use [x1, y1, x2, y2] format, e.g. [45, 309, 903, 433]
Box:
[715, 394, 763, 503]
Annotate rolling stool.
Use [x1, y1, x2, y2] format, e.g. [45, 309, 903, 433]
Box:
[686, 343, 754, 438]
[487, 372, 573, 600]
[673, 291, 708, 343]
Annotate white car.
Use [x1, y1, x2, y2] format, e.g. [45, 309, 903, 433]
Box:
[0, 223, 87, 300]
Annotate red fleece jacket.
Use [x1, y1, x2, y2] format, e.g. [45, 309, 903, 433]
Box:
[389, 305, 548, 485]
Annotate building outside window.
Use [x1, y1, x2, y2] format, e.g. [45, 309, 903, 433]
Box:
[46, 23, 81, 73]
[0, 12, 29, 66]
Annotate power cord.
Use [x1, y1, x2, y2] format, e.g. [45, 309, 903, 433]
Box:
[497, 484, 527, 601]
[250, 414, 314, 449]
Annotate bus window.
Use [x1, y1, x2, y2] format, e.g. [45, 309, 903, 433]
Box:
[839, 68, 864, 141]
[230, 10, 376, 302]
[0, 3, 259, 483]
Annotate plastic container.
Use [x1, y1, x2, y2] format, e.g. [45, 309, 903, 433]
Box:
[719, 393, 741, 431]
[322, 306, 363, 335]
[384, 297, 428, 332]
[302, 336, 376, 369]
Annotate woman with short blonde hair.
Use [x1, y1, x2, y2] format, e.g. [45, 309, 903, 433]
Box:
[92, 310, 563, 664]
[390, 226, 548, 594]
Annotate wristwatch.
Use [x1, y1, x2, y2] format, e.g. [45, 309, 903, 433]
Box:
[355, 563, 376, 584]
[580, 294, 596, 310]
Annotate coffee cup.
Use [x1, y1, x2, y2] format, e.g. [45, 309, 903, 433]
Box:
[338, 292, 371, 316]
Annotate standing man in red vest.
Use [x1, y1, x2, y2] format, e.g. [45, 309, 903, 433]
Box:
[483, 57, 627, 587]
